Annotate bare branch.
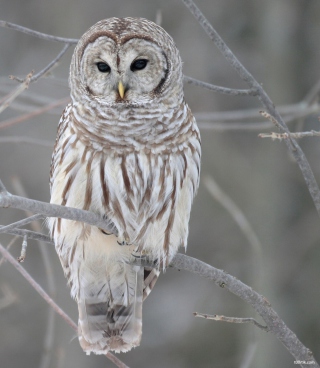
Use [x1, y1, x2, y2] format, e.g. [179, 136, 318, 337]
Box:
[184, 76, 258, 96]
[0, 97, 69, 130]
[204, 176, 263, 258]
[0, 236, 19, 267]
[259, 130, 320, 140]
[0, 179, 7, 192]
[2, 228, 53, 244]
[0, 136, 53, 147]
[0, 71, 33, 114]
[0, 188, 117, 235]
[17, 234, 28, 262]
[193, 312, 269, 331]
[0, 213, 44, 234]
[11, 177, 56, 368]
[1, 219, 318, 366]
[196, 103, 320, 131]
[0, 21, 78, 44]
[13, 44, 73, 83]
[302, 78, 320, 105]
[181, 0, 320, 219]
[172, 254, 318, 368]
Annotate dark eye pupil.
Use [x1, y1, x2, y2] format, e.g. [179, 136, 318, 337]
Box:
[131, 59, 148, 71]
[96, 62, 110, 73]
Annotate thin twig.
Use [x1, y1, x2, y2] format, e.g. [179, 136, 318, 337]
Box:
[0, 97, 69, 130]
[0, 136, 53, 147]
[171, 254, 318, 368]
[0, 71, 33, 114]
[0, 213, 44, 234]
[11, 177, 56, 368]
[184, 76, 258, 96]
[195, 102, 320, 123]
[155, 10, 162, 26]
[2, 228, 53, 244]
[203, 176, 263, 259]
[181, 0, 320, 219]
[193, 312, 269, 331]
[17, 234, 28, 262]
[13, 44, 72, 83]
[0, 21, 78, 44]
[259, 130, 320, 140]
[302, 78, 320, 105]
[1, 223, 318, 366]
[0, 235, 18, 267]
[0, 242, 129, 368]
[0, 179, 6, 192]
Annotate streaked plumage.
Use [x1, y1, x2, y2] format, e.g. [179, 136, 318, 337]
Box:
[48, 17, 201, 355]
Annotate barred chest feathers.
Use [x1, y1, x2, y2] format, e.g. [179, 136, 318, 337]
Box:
[50, 101, 200, 266]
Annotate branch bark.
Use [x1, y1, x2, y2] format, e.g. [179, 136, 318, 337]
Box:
[0, 220, 317, 367]
[171, 254, 318, 368]
[0, 186, 117, 235]
[181, 0, 320, 218]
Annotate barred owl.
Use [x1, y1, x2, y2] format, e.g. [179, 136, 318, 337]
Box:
[48, 17, 201, 355]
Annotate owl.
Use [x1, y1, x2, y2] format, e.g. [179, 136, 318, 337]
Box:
[48, 17, 201, 355]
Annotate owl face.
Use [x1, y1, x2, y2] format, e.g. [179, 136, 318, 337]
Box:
[70, 18, 183, 108]
[80, 37, 168, 104]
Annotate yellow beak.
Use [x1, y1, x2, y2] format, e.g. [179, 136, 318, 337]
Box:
[118, 81, 125, 99]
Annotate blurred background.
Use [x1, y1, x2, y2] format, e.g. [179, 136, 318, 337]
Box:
[1, 0, 320, 367]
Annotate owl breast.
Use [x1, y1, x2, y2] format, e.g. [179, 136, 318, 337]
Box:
[49, 103, 200, 265]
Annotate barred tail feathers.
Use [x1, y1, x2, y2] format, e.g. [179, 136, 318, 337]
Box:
[78, 262, 144, 354]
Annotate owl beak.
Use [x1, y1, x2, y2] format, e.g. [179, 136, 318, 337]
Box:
[118, 81, 125, 99]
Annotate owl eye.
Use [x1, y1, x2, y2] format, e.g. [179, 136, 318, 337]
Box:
[130, 59, 148, 72]
[96, 62, 111, 73]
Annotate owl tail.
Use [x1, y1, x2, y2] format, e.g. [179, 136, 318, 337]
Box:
[77, 262, 159, 354]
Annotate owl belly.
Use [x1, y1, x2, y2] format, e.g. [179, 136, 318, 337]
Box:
[49, 131, 195, 268]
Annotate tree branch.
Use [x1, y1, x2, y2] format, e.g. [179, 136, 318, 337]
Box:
[0, 214, 44, 234]
[0, 71, 33, 114]
[12, 43, 73, 83]
[171, 254, 318, 368]
[193, 312, 269, 332]
[0, 187, 117, 235]
[0, 222, 318, 367]
[0, 97, 69, 130]
[0, 21, 78, 44]
[184, 76, 258, 96]
[259, 130, 320, 140]
[181, 0, 320, 218]
[0, 136, 53, 147]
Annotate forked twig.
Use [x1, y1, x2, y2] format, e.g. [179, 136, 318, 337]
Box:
[193, 312, 269, 331]
[0, 71, 33, 114]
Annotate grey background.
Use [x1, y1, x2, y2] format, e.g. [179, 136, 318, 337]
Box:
[1, 0, 320, 367]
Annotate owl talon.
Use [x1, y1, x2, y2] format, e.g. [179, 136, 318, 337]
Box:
[117, 240, 129, 246]
[131, 252, 147, 259]
[100, 229, 112, 235]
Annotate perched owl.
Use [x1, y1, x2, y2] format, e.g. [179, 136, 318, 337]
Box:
[48, 17, 201, 355]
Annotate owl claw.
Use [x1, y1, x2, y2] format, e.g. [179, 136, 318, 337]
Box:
[130, 253, 159, 268]
[100, 229, 112, 235]
[131, 252, 147, 259]
[117, 240, 129, 246]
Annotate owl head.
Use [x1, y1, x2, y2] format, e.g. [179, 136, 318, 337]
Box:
[70, 18, 183, 107]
